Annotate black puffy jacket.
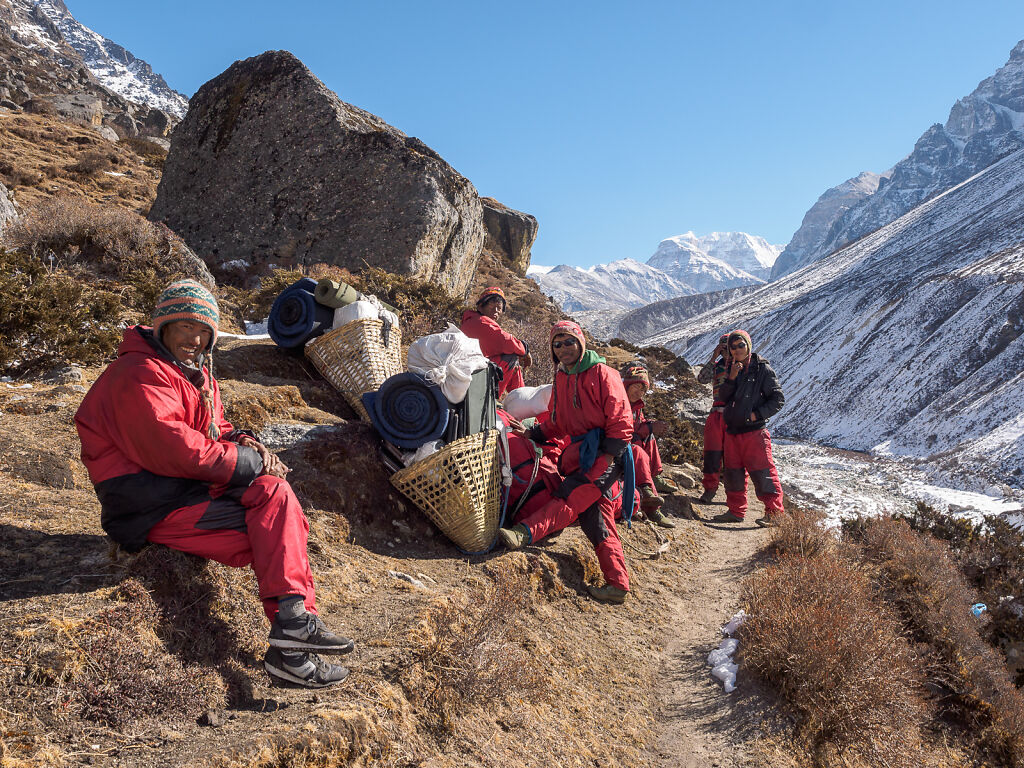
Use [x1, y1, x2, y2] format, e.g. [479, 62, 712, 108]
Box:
[718, 353, 784, 435]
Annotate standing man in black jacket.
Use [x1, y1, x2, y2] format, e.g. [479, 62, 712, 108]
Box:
[711, 329, 785, 527]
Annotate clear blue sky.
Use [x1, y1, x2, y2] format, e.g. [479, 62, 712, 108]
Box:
[67, 0, 1024, 268]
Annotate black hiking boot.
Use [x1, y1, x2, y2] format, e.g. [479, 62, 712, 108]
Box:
[264, 648, 349, 688]
[709, 511, 744, 524]
[698, 488, 717, 504]
[269, 612, 355, 655]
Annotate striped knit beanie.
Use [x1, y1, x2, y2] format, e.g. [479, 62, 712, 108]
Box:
[476, 286, 507, 310]
[620, 362, 650, 389]
[152, 279, 219, 350]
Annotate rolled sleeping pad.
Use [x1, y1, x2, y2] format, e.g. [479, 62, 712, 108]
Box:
[268, 277, 335, 349]
[362, 372, 450, 450]
[314, 279, 361, 309]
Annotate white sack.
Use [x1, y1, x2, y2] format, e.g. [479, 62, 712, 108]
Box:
[333, 300, 379, 327]
[502, 384, 552, 419]
[407, 324, 489, 403]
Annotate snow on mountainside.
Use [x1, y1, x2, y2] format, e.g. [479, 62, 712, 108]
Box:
[646, 234, 772, 293]
[773, 39, 1024, 280]
[642, 149, 1024, 488]
[771, 171, 888, 279]
[659, 231, 782, 281]
[527, 259, 696, 313]
[19, 0, 187, 117]
[529, 231, 779, 338]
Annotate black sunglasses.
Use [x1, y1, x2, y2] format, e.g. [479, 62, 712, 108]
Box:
[729, 341, 747, 349]
[552, 339, 579, 349]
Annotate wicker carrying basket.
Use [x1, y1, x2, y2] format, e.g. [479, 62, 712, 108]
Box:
[304, 317, 403, 421]
[390, 429, 503, 553]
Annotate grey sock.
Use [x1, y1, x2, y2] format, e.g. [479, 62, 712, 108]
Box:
[277, 595, 306, 622]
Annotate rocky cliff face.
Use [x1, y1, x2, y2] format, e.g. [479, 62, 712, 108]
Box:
[773, 40, 1024, 280]
[30, 0, 188, 118]
[642, 148, 1024, 488]
[150, 51, 485, 298]
[480, 197, 537, 277]
[0, 0, 177, 136]
[771, 171, 886, 279]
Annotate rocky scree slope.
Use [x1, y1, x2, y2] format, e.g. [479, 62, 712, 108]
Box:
[773, 39, 1024, 279]
[643, 148, 1024, 488]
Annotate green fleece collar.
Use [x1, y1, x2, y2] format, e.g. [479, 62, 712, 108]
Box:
[561, 349, 605, 374]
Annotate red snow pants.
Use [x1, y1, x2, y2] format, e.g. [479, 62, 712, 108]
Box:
[632, 443, 655, 488]
[635, 433, 662, 478]
[516, 452, 630, 591]
[496, 358, 525, 399]
[722, 428, 783, 521]
[147, 476, 317, 620]
[702, 410, 726, 492]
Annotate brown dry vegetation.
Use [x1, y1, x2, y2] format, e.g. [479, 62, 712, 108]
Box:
[0, 328, 710, 767]
[741, 508, 1024, 768]
[0, 196, 212, 374]
[0, 112, 163, 213]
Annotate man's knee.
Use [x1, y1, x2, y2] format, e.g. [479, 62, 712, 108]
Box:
[244, 475, 297, 506]
[723, 468, 746, 492]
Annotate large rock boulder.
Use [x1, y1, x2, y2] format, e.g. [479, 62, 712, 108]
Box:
[150, 51, 485, 297]
[480, 197, 538, 277]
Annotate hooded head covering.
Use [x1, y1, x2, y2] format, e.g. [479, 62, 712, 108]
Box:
[549, 320, 586, 364]
[152, 279, 219, 350]
[620, 362, 650, 389]
[728, 329, 753, 360]
[475, 286, 507, 311]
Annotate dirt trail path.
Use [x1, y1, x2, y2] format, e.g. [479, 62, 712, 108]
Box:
[650, 489, 781, 768]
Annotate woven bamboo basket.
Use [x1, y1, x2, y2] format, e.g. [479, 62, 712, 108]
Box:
[390, 430, 502, 553]
[304, 317, 403, 421]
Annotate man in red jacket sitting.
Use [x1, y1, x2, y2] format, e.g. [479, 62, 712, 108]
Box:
[497, 320, 633, 604]
[75, 279, 353, 689]
[460, 287, 532, 398]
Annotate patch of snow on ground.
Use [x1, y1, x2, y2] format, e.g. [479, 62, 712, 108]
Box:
[772, 439, 1022, 530]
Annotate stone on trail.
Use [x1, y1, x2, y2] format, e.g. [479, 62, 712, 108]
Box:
[150, 50, 485, 297]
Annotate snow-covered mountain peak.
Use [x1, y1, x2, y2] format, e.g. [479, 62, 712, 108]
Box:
[773, 38, 1024, 280]
[21, 0, 188, 117]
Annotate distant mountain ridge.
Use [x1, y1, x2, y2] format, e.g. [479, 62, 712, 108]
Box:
[528, 231, 782, 333]
[5, 0, 187, 117]
[773, 39, 1024, 279]
[641, 148, 1024, 488]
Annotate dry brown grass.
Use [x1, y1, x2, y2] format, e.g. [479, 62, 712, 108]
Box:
[768, 505, 836, 559]
[856, 516, 1024, 766]
[11, 579, 226, 729]
[400, 567, 550, 734]
[0, 112, 160, 212]
[740, 552, 926, 767]
[898, 503, 1024, 686]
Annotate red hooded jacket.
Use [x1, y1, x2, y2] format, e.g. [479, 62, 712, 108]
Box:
[535, 352, 633, 473]
[75, 326, 262, 549]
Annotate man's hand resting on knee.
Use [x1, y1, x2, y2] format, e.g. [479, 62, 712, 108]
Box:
[238, 434, 290, 478]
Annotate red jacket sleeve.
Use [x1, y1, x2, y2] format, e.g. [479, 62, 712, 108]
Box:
[461, 311, 526, 358]
[599, 365, 634, 455]
[105, 361, 250, 486]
